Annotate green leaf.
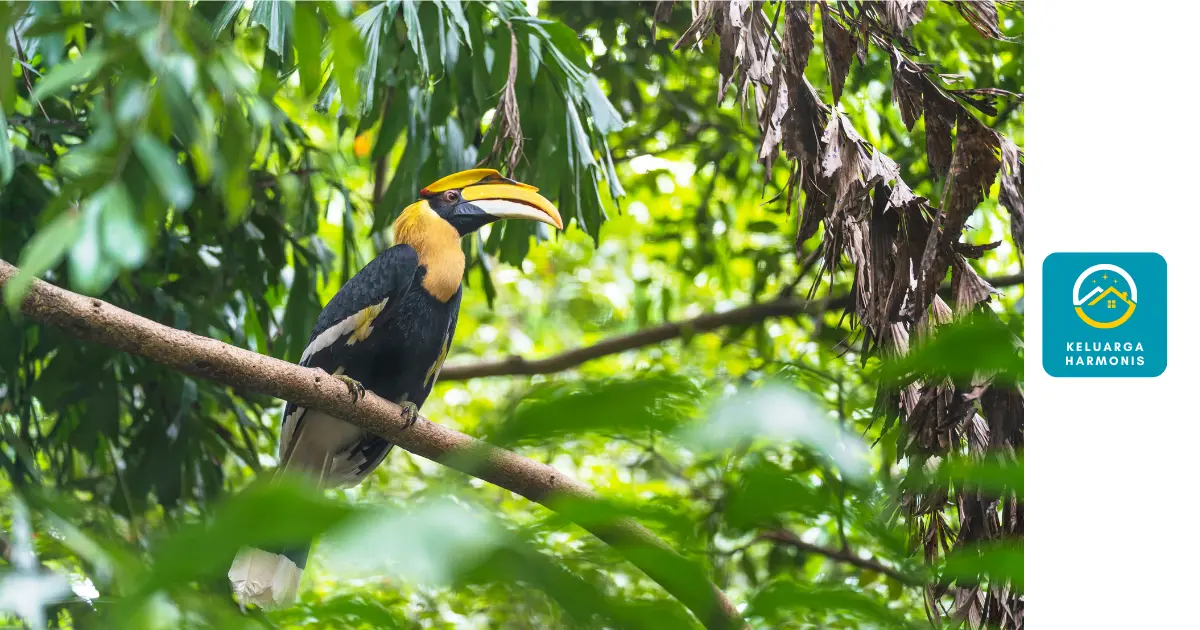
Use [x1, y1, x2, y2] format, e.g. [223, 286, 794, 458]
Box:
[99, 183, 147, 269]
[145, 478, 356, 589]
[725, 459, 832, 529]
[937, 453, 1024, 498]
[402, 0, 428, 76]
[281, 255, 318, 362]
[31, 47, 109, 102]
[880, 312, 1024, 386]
[748, 580, 922, 629]
[441, 0, 472, 50]
[0, 4, 16, 115]
[487, 374, 701, 446]
[689, 384, 873, 482]
[0, 108, 13, 185]
[210, 0, 244, 37]
[249, 0, 294, 57]
[5, 211, 82, 310]
[372, 89, 408, 162]
[294, 3, 324, 99]
[940, 543, 1024, 590]
[584, 75, 624, 134]
[537, 21, 591, 75]
[69, 185, 124, 295]
[543, 495, 699, 548]
[353, 3, 388, 114]
[329, 12, 365, 115]
[133, 134, 194, 210]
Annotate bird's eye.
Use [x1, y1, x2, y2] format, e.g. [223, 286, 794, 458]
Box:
[441, 190, 460, 203]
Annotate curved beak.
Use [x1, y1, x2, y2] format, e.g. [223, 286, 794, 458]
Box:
[461, 183, 564, 230]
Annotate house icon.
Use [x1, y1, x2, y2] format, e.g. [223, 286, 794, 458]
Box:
[1086, 286, 1133, 310]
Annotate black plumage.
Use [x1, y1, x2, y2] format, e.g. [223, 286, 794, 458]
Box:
[279, 244, 460, 490]
[229, 168, 562, 608]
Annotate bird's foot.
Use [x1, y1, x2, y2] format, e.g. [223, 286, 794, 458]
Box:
[334, 374, 367, 403]
[398, 401, 419, 431]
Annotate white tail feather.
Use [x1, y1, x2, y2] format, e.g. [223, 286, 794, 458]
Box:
[228, 547, 302, 609]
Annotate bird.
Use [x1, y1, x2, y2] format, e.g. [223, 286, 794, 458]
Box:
[228, 168, 562, 608]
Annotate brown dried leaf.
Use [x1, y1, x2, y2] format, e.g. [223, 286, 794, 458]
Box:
[954, 0, 1015, 41]
[998, 136, 1024, 251]
[652, 1, 676, 41]
[890, 48, 927, 130]
[758, 64, 788, 174]
[716, 1, 744, 101]
[980, 385, 1023, 452]
[866, 148, 901, 187]
[821, 4, 855, 103]
[797, 173, 831, 244]
[673, 0, 721, 51]
[877, 0, 928, 33]
[955, 240, 1003, 259]
[653, 0, 676, 25]
[819, 113, 843, 177]
[782, 79, 827, 162]
[887, 179, 920, 211]
[951, 257, 996, 313]
[924, 84, 958, 179]
[914, 113, 1001, 318]
[480, 30, 524, 173]
[944, 113, 1002, 239]
[781, 1, 815, 82]
[742, 2, 776, 88]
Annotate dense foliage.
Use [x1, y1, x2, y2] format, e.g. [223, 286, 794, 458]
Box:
[0, 1, 1023, 629]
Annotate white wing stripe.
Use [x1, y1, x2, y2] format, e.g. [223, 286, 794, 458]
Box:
[300, 298, 389, 363]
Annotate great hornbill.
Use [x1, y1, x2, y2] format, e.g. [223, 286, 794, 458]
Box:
[228, 168, 562, 607]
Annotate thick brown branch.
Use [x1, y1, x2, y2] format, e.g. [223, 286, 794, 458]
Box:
[0, 259, 747, 630]
[439, 274, 1024, 381]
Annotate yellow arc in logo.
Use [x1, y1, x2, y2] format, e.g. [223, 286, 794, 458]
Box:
[1075, 304, 1136, 329]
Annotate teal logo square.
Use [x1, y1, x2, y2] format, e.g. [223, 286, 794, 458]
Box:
[1043, 253, 1167, 377]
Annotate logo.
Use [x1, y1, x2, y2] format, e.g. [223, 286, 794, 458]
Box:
[1072, 264, 1136, 329]
[1044, 253, 1167, 378]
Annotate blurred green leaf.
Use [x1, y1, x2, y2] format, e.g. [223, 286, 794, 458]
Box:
[249, 0, 293, 58]
[372, 88, 407, 162]
[133, 134, 194, 210]
[689, 384, 872, 482]
[440, 0, 472, 51]
[725, 459, 832, 529]
[881, 313, 1024, 386]
[543, 494, 699, 548]
[31, 47, 108, 101]
[209, 0, 243, 37]
[352, 3, 387, 113]
[5, 211, 81, 309]
[487, 374, 702, 446]
[748, 580, 922, 628]
[0, 114, 11, 187]
[145, 478, 355, 590]
[938, 453, 1024, 498]
[940, 543, 1024, 590]
[401, 0, 428, 77]
[329, 11, 365, 115]
[294, 3, 324, 99]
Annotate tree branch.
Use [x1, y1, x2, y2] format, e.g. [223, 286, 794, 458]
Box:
[439, 274, 1024, 381]
[0, 259, 748, 630]
[756, 529, 920, 586]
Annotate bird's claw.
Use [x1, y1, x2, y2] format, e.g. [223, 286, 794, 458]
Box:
[398, 401, 419, 431]
[334, 374, 366, 403]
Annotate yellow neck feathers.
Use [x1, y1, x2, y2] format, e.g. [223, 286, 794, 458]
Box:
[392, 201, 465, 302]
